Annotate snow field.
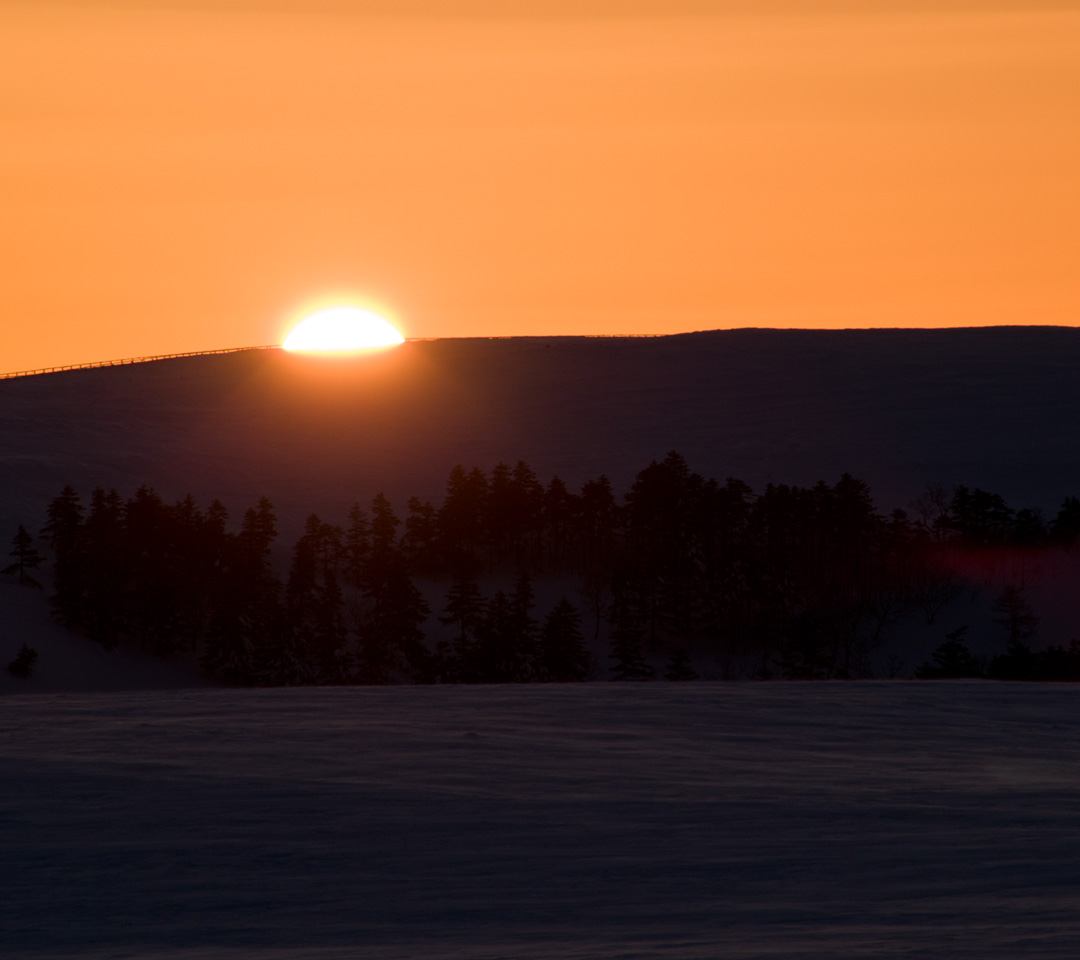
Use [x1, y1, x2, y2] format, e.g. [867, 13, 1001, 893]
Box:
[3, 683, 1080, 958]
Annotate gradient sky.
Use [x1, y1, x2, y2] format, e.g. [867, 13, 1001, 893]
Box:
[2, 1, 1078, 371]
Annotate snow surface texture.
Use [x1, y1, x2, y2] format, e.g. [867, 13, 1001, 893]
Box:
[0, 582, 203, 693]
[3, 684, 1080, 959]
[2, 328, 1079, 544]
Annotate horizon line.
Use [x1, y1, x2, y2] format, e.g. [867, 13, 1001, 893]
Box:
[3, 324, 1076, 380]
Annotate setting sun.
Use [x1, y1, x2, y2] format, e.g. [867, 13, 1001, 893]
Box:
[282, 307, 405, 353]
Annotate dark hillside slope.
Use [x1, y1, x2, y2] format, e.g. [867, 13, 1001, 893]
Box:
[2, 327, 1078, 535]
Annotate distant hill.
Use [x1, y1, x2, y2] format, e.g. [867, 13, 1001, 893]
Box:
[2, 327, 1079, 536]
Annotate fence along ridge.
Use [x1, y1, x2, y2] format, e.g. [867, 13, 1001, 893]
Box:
[0, 345, 281, 381]
[2, 333, 668, 380]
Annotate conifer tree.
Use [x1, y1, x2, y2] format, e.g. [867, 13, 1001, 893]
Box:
[580, 475, 618, 569]
[7, 643, 38, 678]
[664, 647, 698, 681]
[356, 558, 432, 684]
[486, 461, 515, 567]
[438, 465, 489, 567]
[4, 525, 44, 588]
[915, 626, 981, 679]
[473, 589, 514, 682]
[1051, 496, 1080, 545]
[438, 570, 486, 682]
[542, 476, 580, 569]
[402, 497, 438, 575]
[539, 597, 591, 682]
[509, 572, 539, 680]
[41, 485, 85, 624]
[992, 584, 1039, 649]
[369, 493, 401, 575]
[124, 486, 182, 655]
[81, 488, 126, 649]
[987, 585, 1040, 680]
[608, 596, 654, 681]
[511, 460, 545, 570]
[285, 514, 348, 683]
[343, 502, 371, 590]
[206, 496, 282, 685]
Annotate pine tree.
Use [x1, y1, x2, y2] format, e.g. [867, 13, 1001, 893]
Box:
[580, 475, 618, 569]
[509, 573, 539, 680]
[402, 497, 438, 575]
[473, 590, 514, 682]
[369, 493, 401, 576]
[664, 647, 698, 681]
[41, 485, 85, 624]
[81, 488, 126, 649]
[356, 558, 432, 684]
[438, 465, 489, 567]
[7, 643, 38, 678]
[608, 596, 654, 681]
[438, 571, 486, 682]
[1051, 496, 1080, 545]
[285, 515, 348, 684]
[3, 525, 44, 588]
[204, 497, 281, 685]
[539, 597, 591, 682]
[916, 626, 982, 679]
[987, 585, 1040, 680]
[510, 460, 545, 570]
[471, 574, 538, 682]
[343, 502, 371, 589]
[992, 584, 1039, 648]
[542, 476, 580, 570]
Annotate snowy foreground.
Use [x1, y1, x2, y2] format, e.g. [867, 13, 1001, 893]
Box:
[3, 684, 1080, 959]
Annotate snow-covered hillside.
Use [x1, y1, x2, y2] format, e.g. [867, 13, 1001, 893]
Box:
[2, 328, 1079, 544]
[3, 331, 1079, 956]
[3, 684, 1079, 958]
[0, 582, 201, 694]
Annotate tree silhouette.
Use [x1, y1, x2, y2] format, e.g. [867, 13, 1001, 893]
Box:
[916, 626, 982, 679]
[203, 497, 281, 684]
[438, 569, 486, 682]
[342, 502, 371, 590]
[41, 485, 84, 623]
[473, 590, 517, 682]
[579, 475, 617, 570]
[7, 643, 37, 678]
[80, 488, 126, 649]
[542, 476, 580, 569]
[437, 465, 489, 568]
[992, 584, 1039, 648]
[664, 647, 698, 681]
[987, 585, 1040, 680]
[356, 557, 431, 684]
[539, 597, 591, 681]
[402, 497, 438, 576]
[285, 514, 348, 684]
[4, 525, 44, 588]
[949, 486, 1014, 545]
[1051, 496, 1080, 545]
[609, 594, 654, 681]
[26, 454, 1077, 685]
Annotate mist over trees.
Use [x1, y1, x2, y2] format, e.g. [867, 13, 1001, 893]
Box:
[12, 453, 1080, 685]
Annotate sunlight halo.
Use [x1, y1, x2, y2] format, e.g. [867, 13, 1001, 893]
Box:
[282, 307, 405, 352]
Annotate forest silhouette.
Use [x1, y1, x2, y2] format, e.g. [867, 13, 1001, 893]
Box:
[13, 452, 1080, 684]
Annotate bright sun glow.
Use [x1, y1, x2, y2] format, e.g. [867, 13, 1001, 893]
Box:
[282, 307, 405, 352]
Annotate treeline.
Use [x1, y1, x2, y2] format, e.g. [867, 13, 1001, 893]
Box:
[18, 452, 1080, 683]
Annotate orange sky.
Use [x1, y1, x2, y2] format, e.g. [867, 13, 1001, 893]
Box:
[2, 1, 1078, 371]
